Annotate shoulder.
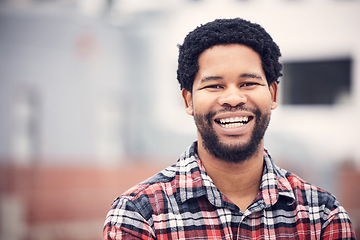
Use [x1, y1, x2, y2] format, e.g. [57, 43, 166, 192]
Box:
[280, 168, 352, 224]
[108, 163, 178, 220]
[283, 170, 336, 206]
[273, 162, 337, 210]
[263, 152, 337, 208]
[284, 170, 355, 237]
[103, 170, 177, 240]
[125, 164, 177, 197]
[270, 165, 355, 238]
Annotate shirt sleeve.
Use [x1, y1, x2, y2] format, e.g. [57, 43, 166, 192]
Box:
[103, 197, 156, 240]
[321, 202, 356, 240]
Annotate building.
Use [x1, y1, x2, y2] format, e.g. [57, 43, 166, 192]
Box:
[0, 0, 359, 239]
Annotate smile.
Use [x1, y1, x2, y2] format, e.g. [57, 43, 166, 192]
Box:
[215, 116, 253, 128]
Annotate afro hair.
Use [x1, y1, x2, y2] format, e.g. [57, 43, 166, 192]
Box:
[177, 18, 282, 91]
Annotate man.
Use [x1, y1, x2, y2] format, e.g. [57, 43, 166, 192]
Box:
[103, 18, 355, 239]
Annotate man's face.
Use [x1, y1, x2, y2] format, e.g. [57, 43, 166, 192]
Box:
[182, 44, 278, 163]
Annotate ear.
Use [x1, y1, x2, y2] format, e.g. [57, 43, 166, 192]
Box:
[182, 89, 194, 115]
[269, 82, 278, 110]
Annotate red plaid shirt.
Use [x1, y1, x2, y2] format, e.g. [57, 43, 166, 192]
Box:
[103, 142, 355, 239]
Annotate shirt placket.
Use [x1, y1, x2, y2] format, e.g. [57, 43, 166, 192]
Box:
[236, 198, 266, 239]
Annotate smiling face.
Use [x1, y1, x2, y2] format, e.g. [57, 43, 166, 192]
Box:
[182, 44, 278, 163]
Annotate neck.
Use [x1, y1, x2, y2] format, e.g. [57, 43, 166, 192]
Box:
[197, 141, 264, 211]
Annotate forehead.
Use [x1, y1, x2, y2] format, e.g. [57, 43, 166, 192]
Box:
[197, 44, 264, 74]
[199, 44, 259, 60]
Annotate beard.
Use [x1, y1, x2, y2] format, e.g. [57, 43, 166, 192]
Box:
[194, 106, 271, 164]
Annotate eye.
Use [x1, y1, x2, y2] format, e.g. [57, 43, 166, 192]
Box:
[204, 84, 224, 90]
[241, 82, 259, 88]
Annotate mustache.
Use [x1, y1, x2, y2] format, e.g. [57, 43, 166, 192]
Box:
[215, 106, 256, 114]
[198, 106, 261, 124]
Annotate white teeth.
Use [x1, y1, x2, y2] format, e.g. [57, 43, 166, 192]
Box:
[219, 116, 249, 124]
[218, 116, 250, 128]
[223, 122, 245, 128]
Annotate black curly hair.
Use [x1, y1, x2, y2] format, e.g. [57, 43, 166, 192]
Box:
[177, 18, 282, 92]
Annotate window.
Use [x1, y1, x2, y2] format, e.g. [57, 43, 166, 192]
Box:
[281, 58, 352, 105]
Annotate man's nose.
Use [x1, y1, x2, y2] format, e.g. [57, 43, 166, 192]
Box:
[218, 88, 247, 107]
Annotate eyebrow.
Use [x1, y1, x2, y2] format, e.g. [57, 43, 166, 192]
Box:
[240, 73, 263, 80]
[200, 76, 223, 83]
[200, 73, 263, 83]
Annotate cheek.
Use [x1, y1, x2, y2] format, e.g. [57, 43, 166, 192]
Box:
[253, 92, 274, 110]
[192, 95, 212, 113]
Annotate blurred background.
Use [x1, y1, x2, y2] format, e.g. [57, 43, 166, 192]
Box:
[0, 0, 359, 239]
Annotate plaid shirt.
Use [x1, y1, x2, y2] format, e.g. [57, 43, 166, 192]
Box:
[103, 142, 355, 239]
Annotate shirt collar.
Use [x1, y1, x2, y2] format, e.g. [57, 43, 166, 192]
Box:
[175, 142, 208, 203]
[176, 142, 295, 208]
[260, 150, 295, 207]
